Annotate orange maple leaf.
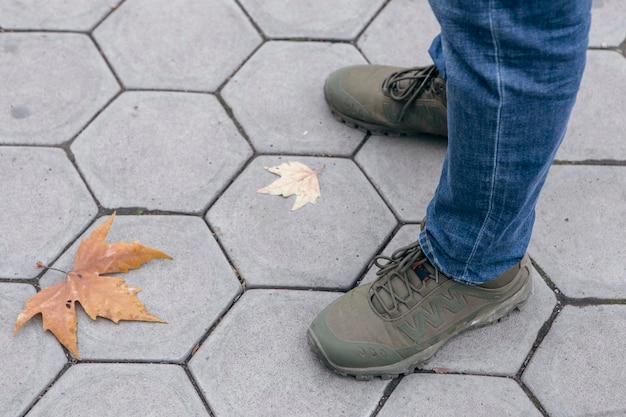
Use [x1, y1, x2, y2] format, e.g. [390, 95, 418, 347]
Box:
[13, 213, 171, 358]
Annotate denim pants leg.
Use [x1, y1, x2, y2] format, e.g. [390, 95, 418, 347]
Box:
[418, 0, 592, 284]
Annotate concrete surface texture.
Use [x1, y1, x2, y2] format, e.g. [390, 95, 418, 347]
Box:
[0, 0, 624, 416]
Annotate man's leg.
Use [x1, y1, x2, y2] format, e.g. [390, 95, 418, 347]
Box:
[422, 0, 591, 284]
[308, 0, 591, 378]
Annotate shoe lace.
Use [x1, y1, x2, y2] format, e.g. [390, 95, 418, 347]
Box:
[381, 65, 441, 122]
[370, 241, 440, 318]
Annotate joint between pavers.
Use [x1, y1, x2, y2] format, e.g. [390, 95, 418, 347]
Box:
[232, 0, 268, 41]
[88, 33, 126, 91]
[354, 0, 393, 47]
[181, 363, 218, 417]
[553, 159, 626, 166]
[19, 362, 72, 417]
[516, 302, 563, 380]
[369, 375, 403, 417]
[517, 378, 551, 417]
[88, 0, 128, 34]
[180, 290, 244, 365]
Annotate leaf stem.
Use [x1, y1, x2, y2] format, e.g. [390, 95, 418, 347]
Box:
[36, 261, 68, 274]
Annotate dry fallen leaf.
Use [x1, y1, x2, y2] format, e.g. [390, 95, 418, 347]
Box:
[257, 161, 323, 211]
[14, 213, 171, 358]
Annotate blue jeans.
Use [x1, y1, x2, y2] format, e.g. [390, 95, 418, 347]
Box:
[418, 0, 592, 284]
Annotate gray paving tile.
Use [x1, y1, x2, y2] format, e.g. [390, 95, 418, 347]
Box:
[523, 305, 626, 417]
[530, 165, 626, 299]
[94, 0, 261, 91]
[189, 289, 388, 417]
[589, 0, 626, 47]
[206, 155, 396, 288]
[0, 33, 119, 145]
[0, 0, 120, 31]
[1, 284, 67, 417]
[378, 374, 542, 417]
[358, 0, 440, 66]
[557, 50, 626, 161]
[359, 226, 556, 375]
[0, 147, 97, 279]
[239, 0, 384, 40]
[71, 92, 252, 213]
[355, 135, 446, 222]
[222, 41, 366, 155]
[26, 363, 209, 416]
[39, 215, 242, 362]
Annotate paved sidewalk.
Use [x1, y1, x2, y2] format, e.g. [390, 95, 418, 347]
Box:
[1, 1, 625, 416]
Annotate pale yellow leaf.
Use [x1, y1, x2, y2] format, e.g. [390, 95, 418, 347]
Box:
[257, 161, 323, 211]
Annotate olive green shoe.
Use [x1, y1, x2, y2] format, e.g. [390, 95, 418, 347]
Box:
[307, 242, 532, 380]
[324, 65, 447, 137]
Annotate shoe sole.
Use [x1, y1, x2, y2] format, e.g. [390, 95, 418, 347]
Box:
[329, 108, 413, 137]
[327, 102, 447, 138]
[307, 270, 533, 380]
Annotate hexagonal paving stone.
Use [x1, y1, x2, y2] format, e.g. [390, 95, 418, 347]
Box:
[27, 363, 209, 416]
[530, 166, 626, 299]
[1, 283, 67, 417]
[355, 135, 446, 222]
[358, 0, 440, 66]
[557, 51, 626, 161]
[94, 0, 262, 91]
[189, 289, 389, 417]
[39, 215, 242, 361]
[378, 374, 542, 417]
[0, 147, 97, 279]
[589, 0, 626, 47]
[206, 156, 397, 288]
[0, 33, 119, 145]
[239, 0, 384, 39]
[71, 92, 252, 213]
[222, 41, 367, 155]
[523, 305, 626, 417]
[0, 0, 121, 31]
[359, 224, 557, 375]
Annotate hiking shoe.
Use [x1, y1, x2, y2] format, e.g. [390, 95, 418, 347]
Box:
[324, 65, 447, 137]
[307, 242, 532, 379]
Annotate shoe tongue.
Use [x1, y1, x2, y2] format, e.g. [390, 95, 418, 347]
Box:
[387, 67, 434, 96]
[390, 78, 413, 94]
[370, 264, 433, 319]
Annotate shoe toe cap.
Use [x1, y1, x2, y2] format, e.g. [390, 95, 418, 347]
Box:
[324, 65, 411, 127]
[308, 288, 403, 370]
[324, 66, 372, 120]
